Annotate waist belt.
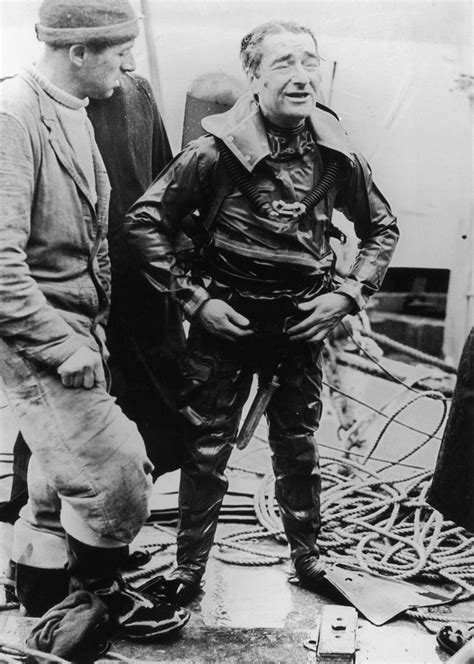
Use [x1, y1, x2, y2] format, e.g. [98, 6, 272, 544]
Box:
[227, 291, 299, 320]
[210, 278, 329, 335]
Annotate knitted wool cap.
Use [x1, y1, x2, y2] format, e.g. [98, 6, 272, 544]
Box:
[36, 0, 139, 46]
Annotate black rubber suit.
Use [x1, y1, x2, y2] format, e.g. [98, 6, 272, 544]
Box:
[126, 92, 399, 585]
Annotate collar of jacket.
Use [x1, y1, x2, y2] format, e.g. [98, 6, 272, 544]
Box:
[19, 68, 108, 214]
[201, 91, 355, 172]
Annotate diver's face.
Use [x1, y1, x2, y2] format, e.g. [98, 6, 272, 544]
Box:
[248, 31, 321, 127]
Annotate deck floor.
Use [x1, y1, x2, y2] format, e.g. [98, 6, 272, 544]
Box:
[1, 360, 472, 663]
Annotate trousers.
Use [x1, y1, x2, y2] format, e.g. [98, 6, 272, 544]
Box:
[0, 338, 153, 568]
[174, 322, 323, 583]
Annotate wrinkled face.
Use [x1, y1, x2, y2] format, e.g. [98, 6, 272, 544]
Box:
[78, 40, 136, 98]
[248, 31, 321, 127]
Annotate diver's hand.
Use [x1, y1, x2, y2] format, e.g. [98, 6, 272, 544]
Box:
[287, 293, 353, 342]
[57, 346, 104, 389]
[197, 299, 253, 342]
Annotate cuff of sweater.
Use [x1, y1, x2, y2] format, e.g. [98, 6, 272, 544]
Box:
[181, 287, 211, 319]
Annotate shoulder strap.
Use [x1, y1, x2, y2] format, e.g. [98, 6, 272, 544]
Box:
[184, 136, 345, 247]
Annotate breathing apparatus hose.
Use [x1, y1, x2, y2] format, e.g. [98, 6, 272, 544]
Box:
[216, 138, 340, 222]
[300, 159, 339, 213]
[217, 138, 275, 218]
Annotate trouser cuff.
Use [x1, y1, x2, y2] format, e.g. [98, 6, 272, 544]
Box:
[61, 502, 127, 548]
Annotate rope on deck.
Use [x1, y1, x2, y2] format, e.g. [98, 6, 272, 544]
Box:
[405, 606, 474, 634]
[214, 386, 474, 601]
[359, 328, 457, 375]
[116, 326, 471, 636]
[215, 458, 474, 598]
[121, 329, 470, 631]
[1, 322, 468, 637]
[335, 351, 454, 395]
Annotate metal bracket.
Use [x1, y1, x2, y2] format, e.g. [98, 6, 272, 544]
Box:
[304, 605, 358, 663]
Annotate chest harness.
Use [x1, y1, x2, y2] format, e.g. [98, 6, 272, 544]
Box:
[178, 120, 347, 281]
[216, 146, 343, 239]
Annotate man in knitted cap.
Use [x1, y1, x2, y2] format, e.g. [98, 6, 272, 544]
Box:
[0, 0, 188, 641]
[125, 20, 399, 605]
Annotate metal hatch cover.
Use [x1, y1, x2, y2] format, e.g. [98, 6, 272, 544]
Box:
[323, 564, 455, 625]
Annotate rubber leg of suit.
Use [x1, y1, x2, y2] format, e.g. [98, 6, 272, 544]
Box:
[266, 342, 324, 569]
[173, 326, 254, 583]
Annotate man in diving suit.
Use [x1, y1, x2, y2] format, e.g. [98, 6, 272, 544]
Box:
[125, 19, 399, 605]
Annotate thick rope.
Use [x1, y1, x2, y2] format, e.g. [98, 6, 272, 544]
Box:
[358, 328, 457, 375]
[123, 557, 174, 584]
[120, 328, 472, 634]
[1, 329, 469, 638]
[122, 536, 175, 585]
[216, 458, 474, 599]
[335, 351, 454, 396]
[216, 385, 474, 602]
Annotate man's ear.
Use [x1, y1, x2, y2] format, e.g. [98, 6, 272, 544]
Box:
[69, 44, 87, 67]
[246, 68, 259, 94]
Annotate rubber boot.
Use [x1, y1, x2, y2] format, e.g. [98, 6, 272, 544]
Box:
[67, 536, 189, 641]
[282, 517, 325, 586]
[171, 434, 234, 587]
[15, 562, 69, 617]
[0, 433, 30, 525]
[172, 480, 223, 586]
[144, 467, 226, 607]
[273, 450, 325, 586]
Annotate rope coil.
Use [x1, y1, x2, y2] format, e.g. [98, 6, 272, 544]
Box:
[217, 457, 474, 599]
[216, 383, 473, 602]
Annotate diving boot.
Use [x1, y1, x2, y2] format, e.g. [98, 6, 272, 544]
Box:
[293, 552, 326, 589]
[287, 533, 325, 589]
[280, 511, 325, 588]
[67, 536, 189, 641]
[279, 508, 325, 588]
